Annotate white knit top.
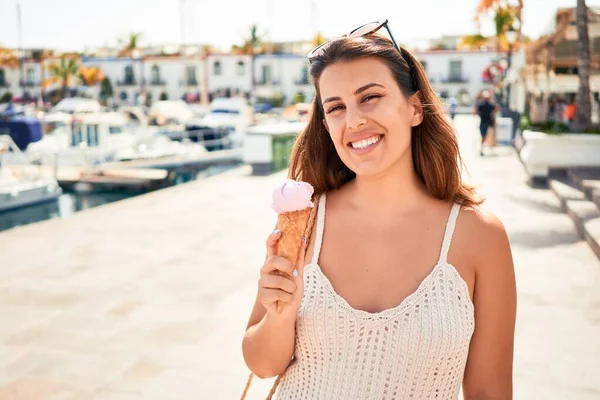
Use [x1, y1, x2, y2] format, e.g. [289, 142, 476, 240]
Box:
[276, 194, 475, 400]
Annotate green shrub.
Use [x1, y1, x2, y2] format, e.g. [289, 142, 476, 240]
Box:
[0, 92, 13, 103]
[292, 92, 306, 104]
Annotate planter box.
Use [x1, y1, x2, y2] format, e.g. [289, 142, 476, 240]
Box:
[520, 130, 600, 179]
[243, 121, 307, 175]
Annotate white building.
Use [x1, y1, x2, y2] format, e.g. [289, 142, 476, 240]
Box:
[206, 54, 252, 97]
[414, 49, 502, 105]
[253, 54, 314, 104]
[81, 55, 206, 105]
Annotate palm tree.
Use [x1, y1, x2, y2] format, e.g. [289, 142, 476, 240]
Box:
[312, 32, 327, 47]
[493, 6, 516, 51]
[46, 57, 79, 99]
[119, 33, 142, 57]
[476, 0, 523, 46]
[119, 33, 144, 95]
[0, 47, 18, 68]
[79, 66, 105, 86]
[573, 0, 591, 131]
[240, 25, 265, 92]
[459, 34, 489, 50]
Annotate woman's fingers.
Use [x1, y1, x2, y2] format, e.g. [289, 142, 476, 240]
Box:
[266, 229, 281, 258]
[259, 274, 297, 295]
[261, 288, 294, 305]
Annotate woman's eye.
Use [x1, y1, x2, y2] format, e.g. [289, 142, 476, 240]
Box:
[326, 105, 343, 114]
[363, 94, 381, 103]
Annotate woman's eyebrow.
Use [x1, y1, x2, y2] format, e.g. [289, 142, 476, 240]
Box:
[322, 82, 385, 105]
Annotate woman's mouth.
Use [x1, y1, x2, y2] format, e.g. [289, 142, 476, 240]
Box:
[348, 134, 383, 154]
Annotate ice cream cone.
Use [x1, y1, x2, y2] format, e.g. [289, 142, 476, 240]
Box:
[275, 208, 311, 313]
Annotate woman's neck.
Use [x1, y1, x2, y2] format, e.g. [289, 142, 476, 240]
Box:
[345, 155, 429, 216]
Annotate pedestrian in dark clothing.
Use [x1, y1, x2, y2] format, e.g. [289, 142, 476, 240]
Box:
[474, 90, 497, 156]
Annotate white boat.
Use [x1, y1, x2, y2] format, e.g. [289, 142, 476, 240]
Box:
[0, 135, 62, 213]
[181, 97, 255, 151]
[28, 111, 147, 166]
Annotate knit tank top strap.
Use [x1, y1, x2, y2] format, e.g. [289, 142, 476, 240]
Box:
[438, 203, 461, 264]
[311, 193, 327, 265]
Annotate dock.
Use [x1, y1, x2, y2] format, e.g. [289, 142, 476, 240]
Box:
[11, 165, 170, 192]
[105, 148, 243, 171]
[9, 148, 243, 192]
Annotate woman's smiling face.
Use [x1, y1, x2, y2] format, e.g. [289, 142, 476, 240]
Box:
[318, 56, 423, 177]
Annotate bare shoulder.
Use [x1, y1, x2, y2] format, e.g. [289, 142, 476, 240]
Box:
[455, 204, 513, 272]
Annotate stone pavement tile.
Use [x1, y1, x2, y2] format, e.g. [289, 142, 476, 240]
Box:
[29, 353, 135, 392]
[92, 391, 144, 400]
[0, 347, 65, 388]
[0, 305, 60, 339]
[103, 358, 166, 395]
[0, 376, 84, 400]
[3, 347, 136, 393]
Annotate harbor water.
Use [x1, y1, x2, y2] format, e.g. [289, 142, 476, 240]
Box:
[0, 163, 242, 232]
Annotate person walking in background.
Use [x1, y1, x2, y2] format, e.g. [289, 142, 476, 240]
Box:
[447, 95, 458, 121]
[563, 96, 576, 128]
[474, 90, 498, 156]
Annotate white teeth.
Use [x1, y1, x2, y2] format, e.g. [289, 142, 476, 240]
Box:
[351, 135, 381, 149]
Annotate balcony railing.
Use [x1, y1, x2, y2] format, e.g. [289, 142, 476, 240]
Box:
[150, 79, 167, 86]
[0, 81, 9, 88]
[117, 79, 138, 86]
[441, 76, 469, 83]
[19, 80, 40, 87]
[258, 80, 280, 86]
[179, 79, 199, 86]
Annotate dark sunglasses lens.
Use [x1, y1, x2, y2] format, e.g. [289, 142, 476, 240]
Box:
[349, 22, 383, 37]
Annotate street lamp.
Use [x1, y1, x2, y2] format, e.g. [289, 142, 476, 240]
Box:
[504, 29, 518, 109]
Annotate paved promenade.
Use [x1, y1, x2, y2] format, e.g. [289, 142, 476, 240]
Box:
[0, 115, 599, 399]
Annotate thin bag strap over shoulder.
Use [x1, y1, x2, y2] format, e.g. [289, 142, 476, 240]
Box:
[240, 194, 322, 400]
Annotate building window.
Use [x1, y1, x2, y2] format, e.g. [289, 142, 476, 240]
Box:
[420, 61, 427, 73]
[124, 65, 135, 85]
[26, 68, 35, 85]
[449, 60, 462, 81]
[72, 124, 85, 146]
[186, 65, 198, 85]
[297, 65, 309, 85]
[213, 61, 221, 76]
[151, 65, 160, 84]
[0, 69, 5, 86]
[236, 61, 245, 76]
[261, 65, 271, 85]
[86, 124, 99, 147]
[109, 126, 123, 134]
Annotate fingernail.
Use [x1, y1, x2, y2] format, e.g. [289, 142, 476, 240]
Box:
[293, 269, 298, 278]
[273, 229, 281, 235]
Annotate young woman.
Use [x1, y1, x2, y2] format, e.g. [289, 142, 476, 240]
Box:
[242, 20, 516, 400]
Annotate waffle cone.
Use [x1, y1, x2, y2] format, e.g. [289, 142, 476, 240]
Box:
[275, 208, 312, 313]
[277, 208, 311, 264]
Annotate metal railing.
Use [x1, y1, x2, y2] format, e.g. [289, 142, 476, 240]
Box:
[160, 127, 236, 151]
[441, 76, 469, 83]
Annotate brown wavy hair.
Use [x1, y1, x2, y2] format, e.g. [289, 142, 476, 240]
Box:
[288, 34, 483, 208]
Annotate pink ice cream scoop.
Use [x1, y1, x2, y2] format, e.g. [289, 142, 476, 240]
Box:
[271, 179, 315, 214]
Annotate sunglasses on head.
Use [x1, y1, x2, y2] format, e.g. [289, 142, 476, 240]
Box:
[307, 19, 401, 63]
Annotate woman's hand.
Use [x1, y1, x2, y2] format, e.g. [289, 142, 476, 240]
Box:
[257, 230, 306, 320]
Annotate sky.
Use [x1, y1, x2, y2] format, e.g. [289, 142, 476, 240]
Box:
[0, 0, 598, 52]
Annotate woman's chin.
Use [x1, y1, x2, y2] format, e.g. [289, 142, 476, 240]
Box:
[347, 162, 389, 178]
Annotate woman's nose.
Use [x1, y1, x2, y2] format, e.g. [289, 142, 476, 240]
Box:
[346, 107, 367, 131]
